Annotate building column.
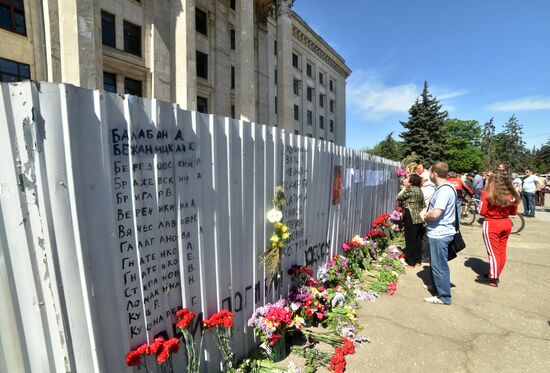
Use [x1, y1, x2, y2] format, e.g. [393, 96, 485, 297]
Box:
[172, 0, 196, 110]
[276, 0, 293, 132]
[235, 0, 256, 122]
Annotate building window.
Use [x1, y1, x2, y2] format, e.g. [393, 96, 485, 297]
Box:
[320, 137, 324, 140]
[230, 29, 235, 49]
[330, 99, 335, 113]
[197, 96, 208, 113]
[306, 63, 312, 77]
[230, 0, 235, 10]
[306, 86, 313, 102]
[103, 72, 117, 93]
[319, 94, 324, 108]
[319, 71, 324, 85]
[101, 11, 115, 47]
[231, 66, 235, 89]
[307, 134, 312, 138]
[307, 110, 312, 125]
[293, 79, 300, 96]
[274, 68, 277, 85]
[274, 96, 277, 114]
[231, 104, 235, 119]
[0, 0, 26, 35]
[0, 58, 30, 82]
[274, 40, 277, 55]
[330, 120, 334, 133]
[294, 104, 299, 120]
[294, 130, 299, 135]
[124, 78, 142, 96]
[196, 51, 208, 79]
[319, 115, 324, 129]
[292, 53, 299, 69]
[329, 79, 334, 91]
[196, 8, 207, 35]
[123, 21, 141, 56]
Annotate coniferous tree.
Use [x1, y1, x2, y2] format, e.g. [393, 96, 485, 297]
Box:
[481, 117, 496, 169]
[400, 81, 448, 166]
[502, 114, 526, 171]
[366, 132, 404, 161]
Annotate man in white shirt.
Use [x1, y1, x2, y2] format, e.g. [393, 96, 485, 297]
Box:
[420, 162, 456, 305]
[522, 169, 542, 217]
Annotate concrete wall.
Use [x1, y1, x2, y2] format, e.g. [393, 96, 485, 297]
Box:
[0, 81, 398, 372]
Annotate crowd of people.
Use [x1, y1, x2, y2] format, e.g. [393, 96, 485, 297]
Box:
[395, 160, 548, 305]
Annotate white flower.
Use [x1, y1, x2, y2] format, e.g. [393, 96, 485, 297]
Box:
[287, 362, 301, 373]
[331, 292, 346, 308]
[267, 209, 283, 223]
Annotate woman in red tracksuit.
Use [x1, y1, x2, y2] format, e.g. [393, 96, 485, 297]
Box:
[476, 171, 520, 287]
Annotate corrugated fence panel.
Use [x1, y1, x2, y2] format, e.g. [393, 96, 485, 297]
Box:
[0, 82, 401, 372]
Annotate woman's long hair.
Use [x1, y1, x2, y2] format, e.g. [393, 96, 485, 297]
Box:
[485, 171, 520, 206]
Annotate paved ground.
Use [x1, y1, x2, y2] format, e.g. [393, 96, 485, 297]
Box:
[347, 204, 550, 373]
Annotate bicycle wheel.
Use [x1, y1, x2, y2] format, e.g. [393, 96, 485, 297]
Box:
[510, 214, 525, 234]
[461, 206, 476, 226]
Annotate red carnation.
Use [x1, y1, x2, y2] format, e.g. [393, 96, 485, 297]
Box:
[148, 337, 165, 355]
[269, 333, 282, 346]
[125, 349, 142, 367]
[339, 337, 355, 355]
[203, 309, 234, 329]
[176, 308, 195, 329]
[156, 338, 180, 364]
[330, 347, 347, 373]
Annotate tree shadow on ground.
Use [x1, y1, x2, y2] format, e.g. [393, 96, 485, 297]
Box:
[464, 257, 489, 276]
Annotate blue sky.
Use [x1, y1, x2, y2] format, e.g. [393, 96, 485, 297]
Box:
[293, 0, 550, 150]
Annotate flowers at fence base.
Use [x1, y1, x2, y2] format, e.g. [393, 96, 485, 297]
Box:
[204, 309, 235, 371]
[372, 214, 391, 228]
[395, 167, 408, 177]
[389, 209, 402, 222]
[267, 208, 283, 223]
[366, 229, 386, 239]
[157, 338, 180, 364]
[125, 348, 144, 367]
[248, 300, 294, 351]
[176, 308, 200, 373]
[388, 281, 397, 295]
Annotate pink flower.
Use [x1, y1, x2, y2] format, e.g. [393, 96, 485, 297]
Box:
[342, 243, 351, 252]
[388, 282, 397, 295]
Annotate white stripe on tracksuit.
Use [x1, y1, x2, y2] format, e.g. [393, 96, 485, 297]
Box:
[482, 220, 497, 279]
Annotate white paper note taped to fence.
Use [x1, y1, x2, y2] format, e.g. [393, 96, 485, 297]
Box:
[354, 169, 361, 184]
[344, 167, 353, 189]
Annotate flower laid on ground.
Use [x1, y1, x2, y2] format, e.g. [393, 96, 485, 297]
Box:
[388, 281, 397, 295]
[176, 308, 200, 373]
[372, 214, 391, 228]
[204, 310, 235, 371]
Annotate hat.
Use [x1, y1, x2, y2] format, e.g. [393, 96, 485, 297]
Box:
[467, 172, 475, 177]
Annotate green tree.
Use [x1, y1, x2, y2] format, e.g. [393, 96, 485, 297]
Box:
[481, 117, 496, 169]
[400, 81, 448, 166]
[365, 132, 404, 161]
[501, 114, 526, 172]
[443, 119, 484, 172]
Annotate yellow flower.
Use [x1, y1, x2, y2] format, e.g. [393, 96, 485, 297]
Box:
[274, 222, 283, 229]
[281, 225, 288, 233]
[282, 232, 290, 240]
[270, 234, 279, 243]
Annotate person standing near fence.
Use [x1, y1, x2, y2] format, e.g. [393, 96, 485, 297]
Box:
[396, 174, 426, 268]
[522, 169, 542, 217]
[472, 170, 484, 199]
[447, 171, 473, 225]
[420, 162, 456, 305]
[476, 171, 520, 287]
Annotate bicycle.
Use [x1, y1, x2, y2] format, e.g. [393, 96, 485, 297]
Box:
[460, 197, 525, 234]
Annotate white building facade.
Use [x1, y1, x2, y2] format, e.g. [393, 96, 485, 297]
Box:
[0, 0, 350, 144]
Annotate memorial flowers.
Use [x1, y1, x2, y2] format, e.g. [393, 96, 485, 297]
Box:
[203, 309, 235, 371]
[248, 299, 293, 360]
[395, 167, 408, 177]
[262, 187, 291, 284]
[125, 336, 180, 371]
[176, 308, 200, 373]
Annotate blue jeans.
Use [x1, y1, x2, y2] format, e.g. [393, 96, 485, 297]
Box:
[522, 192, 536, 216]
[456, 197, 463, 225]
[429, 235, 454, 304]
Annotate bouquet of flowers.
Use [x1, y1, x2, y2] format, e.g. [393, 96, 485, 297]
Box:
[341, 235, 370, 278]
[125, 336, 180, 372]
[288, 284, 329, 326]
[176, 308, 200, 372]
[317, 255, 351, 289]
[395, 167, 408, 177]
[263, 206, 292, 284]
[203, 310, 235, 371]
[248, 300, 293, 360]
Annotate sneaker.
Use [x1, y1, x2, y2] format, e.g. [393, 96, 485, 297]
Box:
[424, 296, 445, 304]
[475, 277, 499, 287]
[423, 284, 435, 292]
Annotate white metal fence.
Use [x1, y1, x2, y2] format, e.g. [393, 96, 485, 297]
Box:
[0, 82, 400, 372]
